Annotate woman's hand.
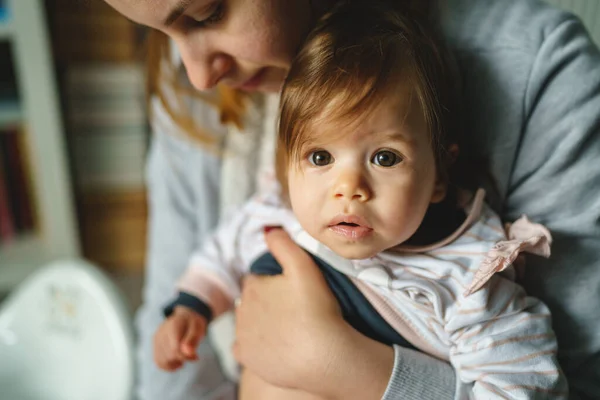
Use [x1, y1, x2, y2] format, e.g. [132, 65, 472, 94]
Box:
[233, 228, 395, 400]
[233, 228, 343, 390]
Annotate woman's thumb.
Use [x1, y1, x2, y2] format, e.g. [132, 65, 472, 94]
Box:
[264, 227, 325, 282]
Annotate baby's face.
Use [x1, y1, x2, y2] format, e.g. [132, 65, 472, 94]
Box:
[287, 90, 446, 260]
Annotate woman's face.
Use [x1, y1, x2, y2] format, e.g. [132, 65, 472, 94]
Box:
[104, 0, 317, 92]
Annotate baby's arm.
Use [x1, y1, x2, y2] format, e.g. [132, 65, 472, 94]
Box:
[174, 194, 289, 317]
[153, 194, 289, 370]
[446, 276, 568, 399]
[151, 217, 244, 371]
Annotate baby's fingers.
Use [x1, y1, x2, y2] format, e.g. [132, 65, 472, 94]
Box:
[154, 334, 183, 371]
[181, 317, 206, 360]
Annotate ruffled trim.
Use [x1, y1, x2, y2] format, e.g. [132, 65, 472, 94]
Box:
[464, 215, 552, 297]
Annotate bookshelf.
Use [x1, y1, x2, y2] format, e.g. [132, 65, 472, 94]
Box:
[0, 0, 79, 293]
[47, 0, 150, 271]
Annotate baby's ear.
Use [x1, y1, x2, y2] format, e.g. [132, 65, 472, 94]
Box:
[430, 144, 459, 204]
[447, 143, 459, 165]
[430, 179, 447, 204]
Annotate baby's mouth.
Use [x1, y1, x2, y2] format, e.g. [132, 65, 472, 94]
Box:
[328, 216, 373, 240]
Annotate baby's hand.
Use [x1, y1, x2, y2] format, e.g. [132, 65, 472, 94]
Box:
[153, 305, 208, 371]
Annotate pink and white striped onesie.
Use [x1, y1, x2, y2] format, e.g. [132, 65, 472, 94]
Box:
[177, 189, 568, 399]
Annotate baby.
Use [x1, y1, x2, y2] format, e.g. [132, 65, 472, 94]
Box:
[154, 1, 567, 398]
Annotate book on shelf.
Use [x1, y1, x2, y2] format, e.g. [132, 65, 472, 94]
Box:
[54, 39, 139, 64]
[0, 147, 15, 243]
[52, 13, 137, 44]
[72, 131, 147, 190]
[0, 0, 8, 23]
[0, 41, 18, 95]
[79, 189, 148, 270]
[65, 64, 145, 97]
[48, 0, 145, 64]
[63, 63, 149, 191]
[0, 42, 21, 127]
[68, 105, 147, 129]
[16, 127, 38, 233]
[49, 0, 124, 16]
[0, 126, 37, 244]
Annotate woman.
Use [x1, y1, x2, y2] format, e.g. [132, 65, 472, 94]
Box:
[103, 0, 600, 399]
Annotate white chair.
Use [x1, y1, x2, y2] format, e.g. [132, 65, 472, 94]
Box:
[0, 259, 134, 400]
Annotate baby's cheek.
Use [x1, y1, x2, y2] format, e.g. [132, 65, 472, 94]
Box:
[295, 200, 319, 230]
[382, 205, 421, 241]
[289, 190, 312, 224]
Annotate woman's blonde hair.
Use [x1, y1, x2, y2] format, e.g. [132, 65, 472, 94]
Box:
[277, 0, 461, 197]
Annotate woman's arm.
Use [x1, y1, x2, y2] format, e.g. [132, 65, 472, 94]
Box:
[135, 98, 234, 400]
[502, 12, 600, 398]
[234, 228, 456, 400]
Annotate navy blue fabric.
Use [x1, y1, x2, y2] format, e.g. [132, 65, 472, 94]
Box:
[163, 251, 417, 350]
[164, 291, 214, 322]
[250, 252, 417, 350]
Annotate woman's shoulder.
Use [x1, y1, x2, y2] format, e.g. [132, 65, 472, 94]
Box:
[440, 0, 582, 54]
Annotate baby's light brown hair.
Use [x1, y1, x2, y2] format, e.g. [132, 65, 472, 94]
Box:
[277, 0, 463, 198]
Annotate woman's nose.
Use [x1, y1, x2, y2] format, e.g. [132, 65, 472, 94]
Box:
[333, 168, 372, 202]
[178, 41, 232, 90]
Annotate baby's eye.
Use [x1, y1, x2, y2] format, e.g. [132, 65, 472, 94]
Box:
[309, 150, 333, 166]
[371, 150, 402, 167]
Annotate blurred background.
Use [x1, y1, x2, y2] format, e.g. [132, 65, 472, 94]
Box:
[0, 0, 148, 313]
[0, 0, 598, 320]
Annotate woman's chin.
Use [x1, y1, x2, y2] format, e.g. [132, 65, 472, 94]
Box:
[237, 80, 282, 93]
[256, 68, 286, 93]
[258, 80, 284, 93]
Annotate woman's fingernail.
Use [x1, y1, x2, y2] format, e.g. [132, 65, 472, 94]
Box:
[264, 225, 282, 234]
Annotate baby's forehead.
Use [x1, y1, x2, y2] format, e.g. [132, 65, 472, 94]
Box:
[307, 92, 421, 138]
[300, 115, 417, 149]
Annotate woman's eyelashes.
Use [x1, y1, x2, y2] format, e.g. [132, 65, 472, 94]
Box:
[188, 1, 225, 29]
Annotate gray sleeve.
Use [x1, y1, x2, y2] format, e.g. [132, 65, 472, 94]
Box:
[134, 123, 235, 400]
[382, 346, 456, 400]
[504, 15, 600, 399]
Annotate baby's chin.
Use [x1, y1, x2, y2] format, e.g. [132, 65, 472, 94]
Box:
[322, 240, 385, 261]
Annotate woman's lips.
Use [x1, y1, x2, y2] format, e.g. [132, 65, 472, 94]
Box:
[328, 215, 373, 240]
[237, 68, 266, 91]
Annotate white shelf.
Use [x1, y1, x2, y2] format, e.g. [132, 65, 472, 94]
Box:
[0, 235, 53, 292]
[0, 0, 79, 294]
